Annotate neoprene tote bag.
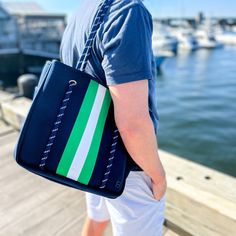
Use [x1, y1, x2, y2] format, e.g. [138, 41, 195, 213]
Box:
[13, 0, 131, 199]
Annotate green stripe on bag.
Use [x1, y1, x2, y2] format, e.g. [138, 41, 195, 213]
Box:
[77, 90, 111, 184]
[56, 80, 99, 176]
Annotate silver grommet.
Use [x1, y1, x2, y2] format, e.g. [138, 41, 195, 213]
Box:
[69, 80, 77, 86]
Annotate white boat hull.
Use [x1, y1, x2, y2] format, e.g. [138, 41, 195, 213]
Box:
[152, 39, 178, 55]
[215, 34, 236, 45]
[178, 42, 199, 51]
[197, 41, 223, 49]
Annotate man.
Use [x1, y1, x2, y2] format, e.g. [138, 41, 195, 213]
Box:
[60, 0, 167, 235]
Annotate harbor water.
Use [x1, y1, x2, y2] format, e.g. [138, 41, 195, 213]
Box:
[157, 46, 236, 177]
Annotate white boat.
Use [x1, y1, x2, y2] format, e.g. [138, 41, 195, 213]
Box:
[152, 34, 178, 55]
[170, 29, 200, 51]
[152, 22, 178, 55]
[214, 29, 236, 45]
[195, 30, 223, 49]
[152, 32, 178, 55]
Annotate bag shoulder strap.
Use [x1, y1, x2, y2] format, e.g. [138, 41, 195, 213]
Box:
[76, 0, 113, 71]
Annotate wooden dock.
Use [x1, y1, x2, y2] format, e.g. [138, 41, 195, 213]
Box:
[0, 120, 115, 236]
[0, 90, 236, 236]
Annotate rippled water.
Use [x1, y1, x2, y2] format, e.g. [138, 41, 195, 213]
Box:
[156, 46, 236, 177]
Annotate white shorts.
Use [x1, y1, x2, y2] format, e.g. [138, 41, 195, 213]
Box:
[85, 171, 166, 236]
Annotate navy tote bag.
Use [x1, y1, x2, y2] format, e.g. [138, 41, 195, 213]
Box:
[14, 0, 131, 199]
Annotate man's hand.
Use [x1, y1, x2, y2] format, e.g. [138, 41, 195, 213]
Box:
[151, 175, 167, 201]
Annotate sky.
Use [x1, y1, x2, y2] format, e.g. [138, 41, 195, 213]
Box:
[2, 0, 236, 18]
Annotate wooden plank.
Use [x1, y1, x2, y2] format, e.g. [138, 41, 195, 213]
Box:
[1, 97, 31, 130]
[0, 132, 18, 166]
[165, 203, 221, 236]
[164, 226, 182, 236]
[160, 150, 236, 235]
[27, 201, 87, 236]
[0, 132, 18, 172]
[0, 173, 58, 212]
[0, 135, 89, 236]
[0, 91, 15, 122]
[165, 229, 182, 236]
[0, 174, 64, 226]
[0, 91, 14, 102]
[0, 131, 18, 147]
[1, 190, 85, 235]
[0, 189, 84, 236]
[0, 121, 14, 137]
[159, 148, 236, 235]
[0, 154, 27, 183]
[1, 142, 16, 162]
[159, 150, 236, 203]
[55, 206, 113, 236]
[163, 176, 236, 236]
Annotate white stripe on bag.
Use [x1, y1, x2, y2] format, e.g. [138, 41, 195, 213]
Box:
[66, 85, 106, 180]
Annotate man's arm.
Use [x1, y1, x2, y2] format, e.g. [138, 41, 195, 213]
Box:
[108, 79, 167, 200]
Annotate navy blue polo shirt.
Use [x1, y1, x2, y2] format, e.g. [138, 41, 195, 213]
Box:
[60, 0, 159, 133]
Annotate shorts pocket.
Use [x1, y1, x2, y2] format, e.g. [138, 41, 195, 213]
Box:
[141, 172, 166, 203]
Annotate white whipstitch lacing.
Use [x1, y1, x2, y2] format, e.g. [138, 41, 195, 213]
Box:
[39, 82, 76, 169]
[99, 128, 119, 189]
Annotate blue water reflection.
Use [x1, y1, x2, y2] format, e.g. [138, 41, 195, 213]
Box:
[156, 46, 236, 177]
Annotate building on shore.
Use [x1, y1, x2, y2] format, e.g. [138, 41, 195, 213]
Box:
[0, 1, 66, 86]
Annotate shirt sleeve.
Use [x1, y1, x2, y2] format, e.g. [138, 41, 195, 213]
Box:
[100, 4, 154, 86]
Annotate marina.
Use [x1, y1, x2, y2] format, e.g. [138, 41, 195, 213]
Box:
[152, 15, 236, 67]
[1, 2, 236, 87]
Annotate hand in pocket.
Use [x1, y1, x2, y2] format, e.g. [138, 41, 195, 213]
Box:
[151, 176, 167, 201]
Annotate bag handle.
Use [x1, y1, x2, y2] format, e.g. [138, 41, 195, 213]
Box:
[39, 1, 122, 190]
[76, 0, 113, 71]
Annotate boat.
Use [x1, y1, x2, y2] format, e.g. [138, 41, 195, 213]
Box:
[152, 34, 178, 55]
[194, 29, 223, 49]
[0, 2, 66, 86]
[214, 28, 236, 45]
[155, 51, 174, 73]
[152, 22, 178, 55]
[170, 29, 200, 51]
